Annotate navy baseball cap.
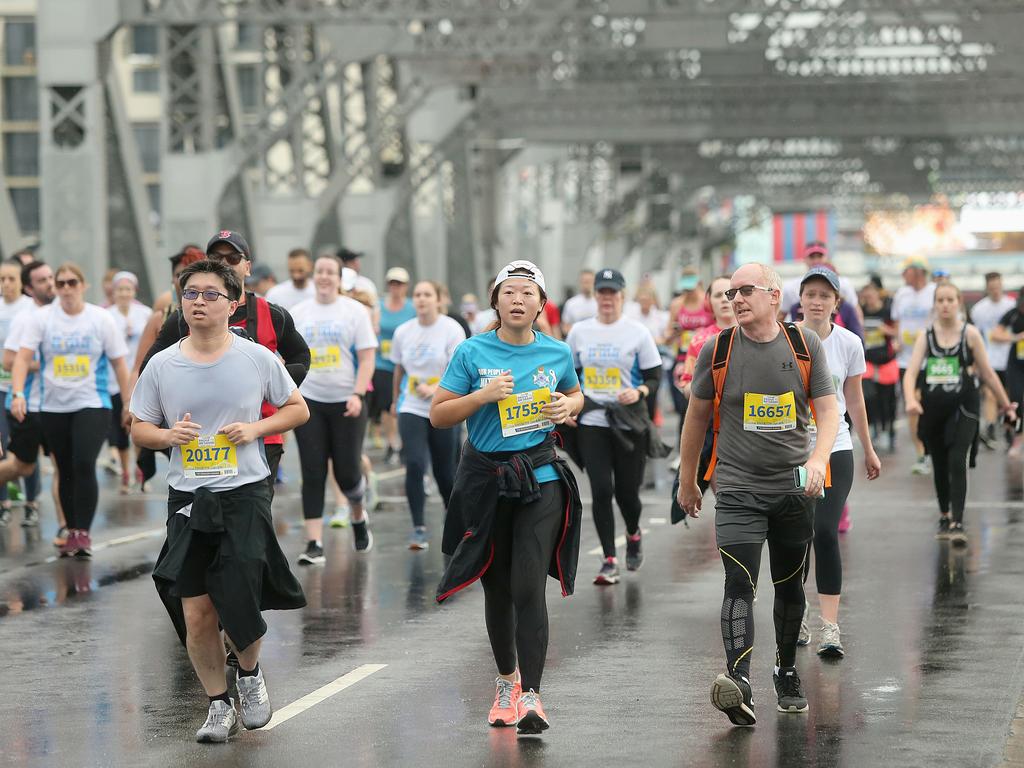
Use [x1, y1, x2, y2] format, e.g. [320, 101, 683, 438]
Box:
[800, 265, 841, 293]
[594, 268, 626, 292]
[206, 230, 251, 260]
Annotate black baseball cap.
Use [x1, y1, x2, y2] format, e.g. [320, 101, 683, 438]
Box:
[594, 268, 626, 292]
[206, 230, 251, 260]
[337, 247, 363, 263]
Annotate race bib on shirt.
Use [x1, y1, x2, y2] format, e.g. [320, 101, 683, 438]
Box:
[53, 355, 90, 381]
[380, 340, 392, 357]
[310, 345, 342, 371]
[901, 330, 919, 347]
[925, 356, 960, 386]
[1016, 339, 1024, 360]
[864, 327, 886, 349]
[182, 434, 238, 479]
[583, 366, 622, 394]
[407, 375, 440, 394]
[498, 388, 552, 438]
[743, 391, 797, 432]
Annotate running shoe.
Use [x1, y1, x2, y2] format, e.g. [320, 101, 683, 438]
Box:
[196, 699, 239, 743]
[817, 621, 844, 658]
[75, 531, 92, 558]
[516, 689, 549, 734]
[59, 529, 81, 558]
[911, 456, 931, 475]
[352, 514, 373, 553]
[488, 677, 521, 727]
[52, 526, 69, 548]
[235, 666, 273, 730]
[710, 673, 756, 727]
[593, 557, 620, 585]
[99, 456, 120, 476]
[297, 541, 325, 566]
[408, 526, 429, 551]
[21, 503, 39, 528]
[625, 532, 644, 571]
[797, 600, 811, 646]
[385, 446, 401, 467]
[6, 481, 21, 501]
[979, 430, 998, 451]
[0, 507, 10, 528]
[936, 516, 952, 539]
[949, 523, 968, 547]
[366, 471, 380, 511]
[774, 667, 809, 713]
[328, 505, 350, 528]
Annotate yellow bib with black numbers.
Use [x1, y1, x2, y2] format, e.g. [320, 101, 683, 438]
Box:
[498, 388, 552, 438]
[864, 327, 886, 349]
[53, 355, 89, 381]
[407, 375, 440, 394]
[743, 391, 797, 432]
[902, 329, 919, 347]
[1017, 339, 1024, 360]
[583, 367, 621, 394]
[380, 340, 392, 357]
[182, 434, 238, 479]
[310, 345, 341, 371]
[925, 356, 960, 386]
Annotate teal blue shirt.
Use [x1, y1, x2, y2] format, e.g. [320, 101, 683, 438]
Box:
[439, 330, 578, 483]
[377, 299, 416, 372]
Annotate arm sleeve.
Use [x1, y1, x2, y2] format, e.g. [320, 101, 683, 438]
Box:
[640, 365, 661, 398]
[439, 341, 473, 395]
[140, 310, 185, 373]
[270, 305, 311, 386]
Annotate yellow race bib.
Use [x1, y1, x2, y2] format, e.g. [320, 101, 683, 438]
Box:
[901, 329, 919, 347]
[743, 391, 797, 432]
[182, 434, 238, 479]
[53, 355, 89, 381]
[380, 340, 392, 357]
[310, 345, 341, 371]
[407, 375, 440, 394]
[498, 388, 552, 438]
[1017, 339, 1024, 360]
[583, 367, 622, 394]
[864, 328, 886, 349]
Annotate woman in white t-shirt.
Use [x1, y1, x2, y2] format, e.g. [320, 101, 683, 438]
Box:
[564, 268, 663, 586]
[105, 271, 152, 493]
[10, 263, 130, 557]
[390, 280, 466, 550]
[798, 266, 882, 659]
[290, 255, 377, 565]
[0, 261, 36, 526]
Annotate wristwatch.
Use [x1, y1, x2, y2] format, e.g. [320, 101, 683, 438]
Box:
[353, 392, 366, 399]
[11, 391, 24, 400]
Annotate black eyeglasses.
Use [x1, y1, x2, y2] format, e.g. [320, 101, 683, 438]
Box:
[207, 250, 246, 266]
[55, 278, 80, 289]
[182, 288, 232, 302]
[724, 284, 774, 301]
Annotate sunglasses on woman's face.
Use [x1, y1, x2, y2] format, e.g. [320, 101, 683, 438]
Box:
[55, 278, 80, 289]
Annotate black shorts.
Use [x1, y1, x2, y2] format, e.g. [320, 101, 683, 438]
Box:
[108, 393, 130, 449]
[175, 527, 221, 598]
[714, 490, 814, 548]
[368, 369, 395, 420]
[7, 410, 49, 464]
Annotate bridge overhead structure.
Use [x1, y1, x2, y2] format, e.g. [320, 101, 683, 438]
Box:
[26, 0, 1024, 298]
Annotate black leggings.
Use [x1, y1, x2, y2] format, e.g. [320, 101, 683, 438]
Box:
[398, 412, 457, 528]
[578, 424, 646, 558]
[809, 450, 854, 596]
[862, 380, 897, 435]
[481, 481, 565, 692]
[294, 398, 368, 520]
[41, 409, 109, 531]
[923, 412, 977, 524]
[720, 539, 807, 677]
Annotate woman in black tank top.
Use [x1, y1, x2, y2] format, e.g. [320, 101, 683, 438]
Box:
[903, 283, 1016, 545]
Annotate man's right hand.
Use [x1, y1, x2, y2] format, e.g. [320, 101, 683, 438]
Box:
[10, 396, 26, 423]
[166, 412, 201, 446]
[676, 480, 703, 518]
[479, 373, 514, 404]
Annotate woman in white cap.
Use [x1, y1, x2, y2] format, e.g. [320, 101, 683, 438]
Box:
[372, 267, 415, 465]
[105, 271, 152, 493]
[431, 260, 583, 735]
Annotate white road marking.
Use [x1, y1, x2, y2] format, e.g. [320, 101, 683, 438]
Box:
[649, 517, 667, 525]
[588, 528, 650, 556]
[263, 664, 388, 730]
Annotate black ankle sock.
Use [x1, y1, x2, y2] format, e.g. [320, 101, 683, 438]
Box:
[237, 662, 260, 678]
[209, 691, 230, 705]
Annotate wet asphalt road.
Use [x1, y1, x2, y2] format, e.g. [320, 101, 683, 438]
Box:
[1, 435, 1024, 768]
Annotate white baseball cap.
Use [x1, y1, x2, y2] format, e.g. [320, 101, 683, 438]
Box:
[385, 267, 410, 284]
[342, 267, 357, 292]
[493, 260, 546, 293]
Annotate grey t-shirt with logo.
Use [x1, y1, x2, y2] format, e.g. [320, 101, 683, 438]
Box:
[129, 334, 296, 493]
[692, 326, 835, 494]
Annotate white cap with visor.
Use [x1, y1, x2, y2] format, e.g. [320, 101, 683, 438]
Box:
[494, 260, 546, 293]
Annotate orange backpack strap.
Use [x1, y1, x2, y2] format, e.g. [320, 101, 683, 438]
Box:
[780, 322, 831, 488]
[702, 327, 736, 482]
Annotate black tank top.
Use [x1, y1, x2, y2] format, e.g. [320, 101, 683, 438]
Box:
[921, 325, 976, 408]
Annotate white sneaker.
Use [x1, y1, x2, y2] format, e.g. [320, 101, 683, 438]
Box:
[817, 621, 844, 658]
[911, 456, 932, 475]
[236, 667, 273, 729]
[196, 699, 239, 743]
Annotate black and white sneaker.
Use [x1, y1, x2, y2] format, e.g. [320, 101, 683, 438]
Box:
[774, 667, 809, 713]
[936, 516, 951, 539]
[21, 503, 39, 528]
[297, 541, 325, 566]
[711, 673, 756, 726]
[949, 523, 968, 547]
[625, 533, 644, 571]
[352, 514, 373, 553]
[0, 507, 11, 528]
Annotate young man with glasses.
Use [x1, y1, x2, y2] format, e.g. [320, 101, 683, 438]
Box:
[139, 231, 311, 495]
[676, 262, 839, 726]
[131, 259, 309, 743]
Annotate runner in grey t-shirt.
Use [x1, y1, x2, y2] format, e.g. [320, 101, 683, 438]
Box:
[676, 263, 838, 728]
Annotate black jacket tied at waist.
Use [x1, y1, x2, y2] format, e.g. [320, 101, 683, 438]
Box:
[436, 434, 583, 603]
[556, 397, 672, 470]
[153, 482, 306, 651]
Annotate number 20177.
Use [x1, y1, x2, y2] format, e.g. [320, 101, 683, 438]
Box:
[184, 447, 231, 463]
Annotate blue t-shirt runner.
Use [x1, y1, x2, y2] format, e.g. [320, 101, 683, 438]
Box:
[377, 298, 416, 373]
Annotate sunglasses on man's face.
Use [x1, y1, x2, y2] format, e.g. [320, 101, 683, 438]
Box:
[724, 284, 774, 301]
[208, 250, 246, 266]
[55, 278, 80, 289]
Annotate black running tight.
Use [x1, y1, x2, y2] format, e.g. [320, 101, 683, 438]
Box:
[481, 481, 565, 693]
[578, 425, 646, 559]
[398, 413, 457, 528]
[40, 409, 109, 531]
[923, 413, 977, 525]
[810, 450, 854, 596]
[720, 538, 808, 677]
[294, 398, 368, 520]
